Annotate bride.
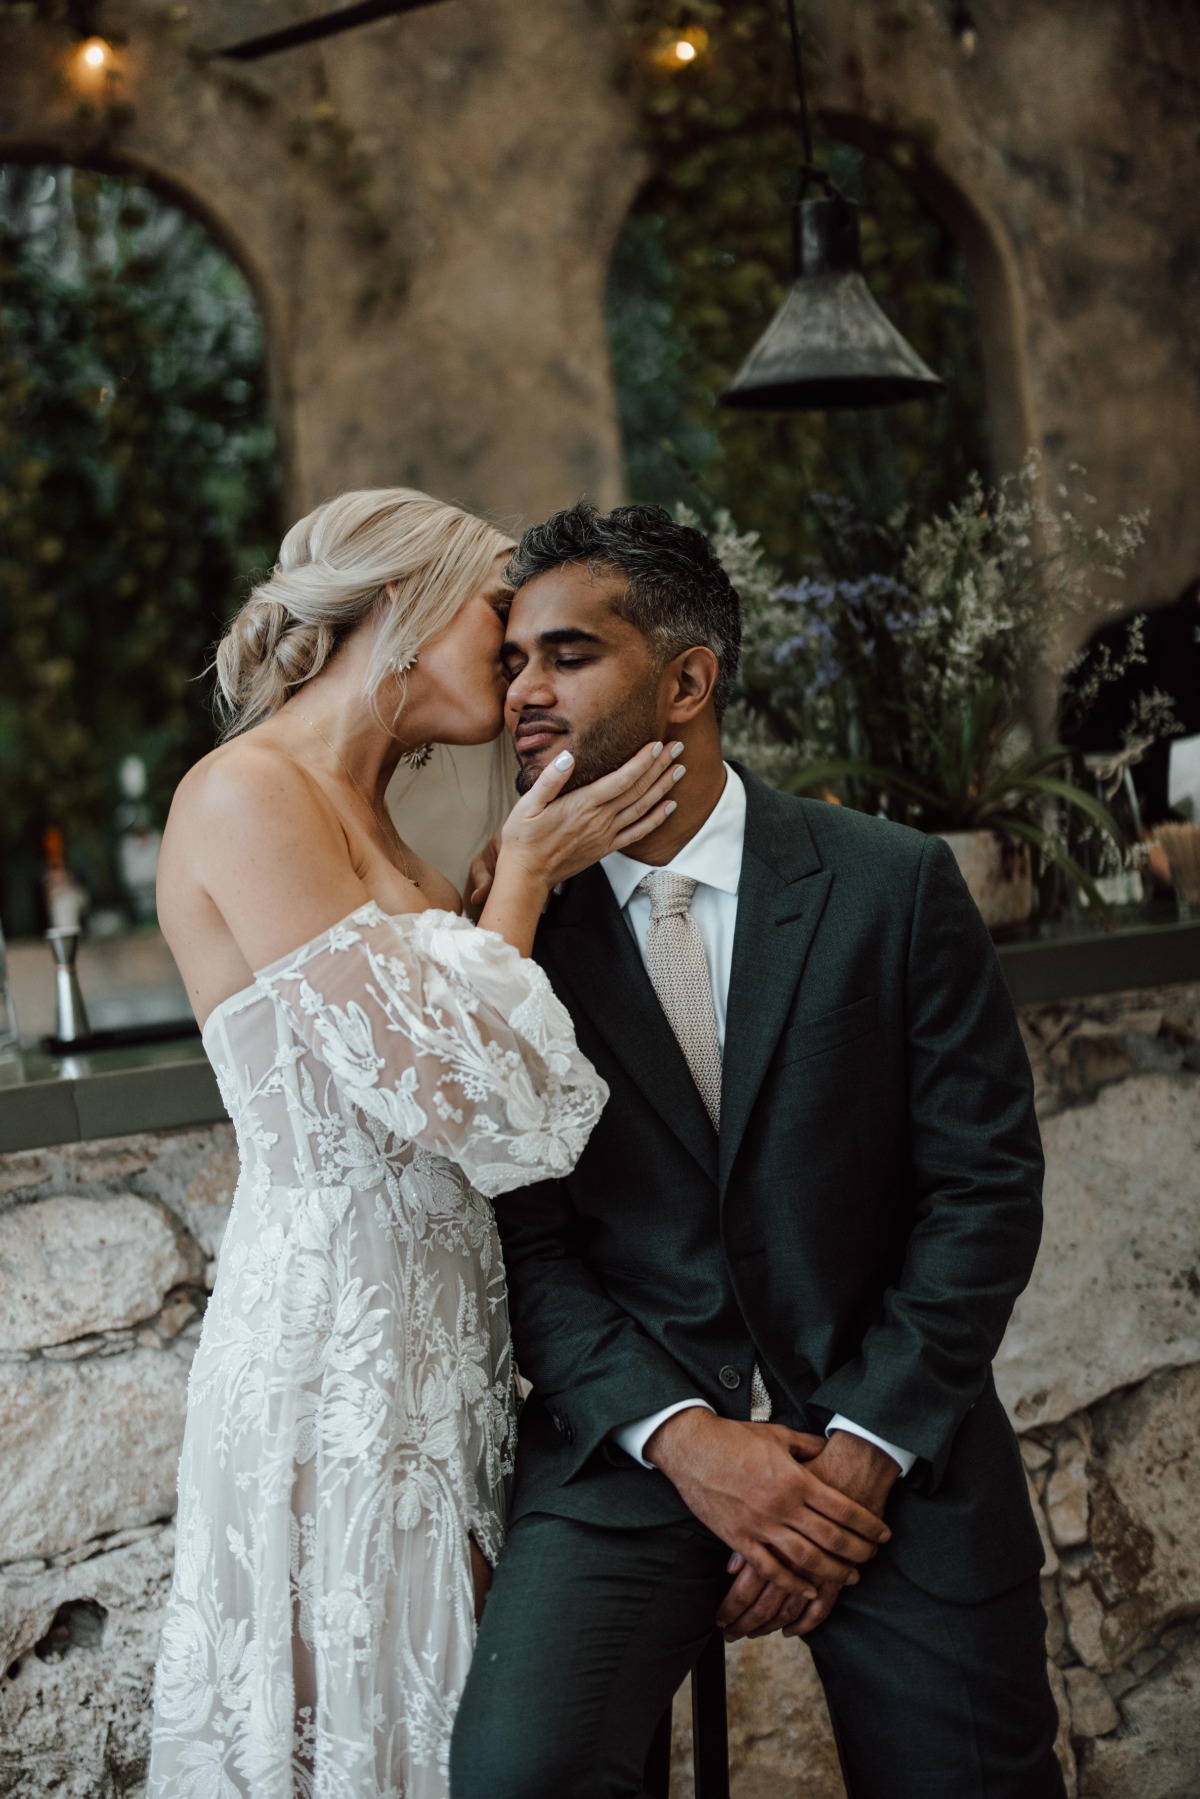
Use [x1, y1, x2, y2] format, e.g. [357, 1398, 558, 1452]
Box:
[147, 488, 685, 1798]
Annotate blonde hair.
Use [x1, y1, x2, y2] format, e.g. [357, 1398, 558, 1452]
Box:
[214, 488, 512, 737]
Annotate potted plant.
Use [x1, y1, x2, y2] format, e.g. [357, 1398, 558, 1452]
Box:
[707, 458, 1158, 929]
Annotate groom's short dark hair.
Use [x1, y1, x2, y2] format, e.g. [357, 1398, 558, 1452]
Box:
[505, 501, 742, 720]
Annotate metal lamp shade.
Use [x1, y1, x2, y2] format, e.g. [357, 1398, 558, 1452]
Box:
[720, 197, 943, 411]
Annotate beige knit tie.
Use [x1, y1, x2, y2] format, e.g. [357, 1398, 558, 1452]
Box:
[637, 871, 772, 1423]
[638, 872, 722, 1129]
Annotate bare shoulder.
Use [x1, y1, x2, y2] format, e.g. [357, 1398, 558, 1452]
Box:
[160, 735, 351, 910]
[159, 734, 368, 981]
[171, 737, 325, 833]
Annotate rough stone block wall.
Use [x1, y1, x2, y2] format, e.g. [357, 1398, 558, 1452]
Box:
[1, 985, 1198, 1796]
[0, 1128, 235, 1795]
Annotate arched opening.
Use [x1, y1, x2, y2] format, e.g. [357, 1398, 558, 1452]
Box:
[0, 161, 283, 935]
[605, 23, 997, 577]
[822, 109, 1034, 488]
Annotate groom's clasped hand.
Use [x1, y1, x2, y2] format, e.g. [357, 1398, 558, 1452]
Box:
[646, 1410, 892, 1644]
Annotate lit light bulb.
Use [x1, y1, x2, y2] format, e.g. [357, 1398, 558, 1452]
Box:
[653, 25, 707, 73]
[81, 37, 111, 70]
[950, 7, 978, 56]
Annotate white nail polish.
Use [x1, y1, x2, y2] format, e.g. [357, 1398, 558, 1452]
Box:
[670, 742, 685, 759]
[554, 750, 573, 769]
[664, 801, 676, 815]
[651, 741, 664, 758]
[672, 765, 686, 781]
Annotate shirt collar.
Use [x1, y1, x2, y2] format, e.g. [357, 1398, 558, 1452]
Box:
[601, 763, 746, 912]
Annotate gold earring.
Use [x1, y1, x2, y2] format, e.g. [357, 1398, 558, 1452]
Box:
[390, 654, 428, 764]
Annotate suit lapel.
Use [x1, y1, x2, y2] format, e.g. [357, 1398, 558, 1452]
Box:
[539, 865, 719, 1182]
[719, 771, 833, 1194]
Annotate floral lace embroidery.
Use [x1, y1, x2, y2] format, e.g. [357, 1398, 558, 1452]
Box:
[148, 905, 607, 1799]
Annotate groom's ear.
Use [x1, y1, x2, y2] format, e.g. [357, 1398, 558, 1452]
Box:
[663, 645, 720, 724]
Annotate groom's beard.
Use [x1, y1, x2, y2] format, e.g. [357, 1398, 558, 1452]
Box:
[513, 689, 661, 796]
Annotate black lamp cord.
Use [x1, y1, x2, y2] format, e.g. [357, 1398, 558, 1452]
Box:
[785, 0, 845, 203]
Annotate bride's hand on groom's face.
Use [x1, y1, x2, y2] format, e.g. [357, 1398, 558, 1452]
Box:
[495, 739, 687, 893]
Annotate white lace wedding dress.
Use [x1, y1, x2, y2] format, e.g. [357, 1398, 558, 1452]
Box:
[147, 903, 607, 1799]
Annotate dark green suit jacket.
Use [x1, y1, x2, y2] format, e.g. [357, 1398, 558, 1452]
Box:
[496, 768, 1045, 1602]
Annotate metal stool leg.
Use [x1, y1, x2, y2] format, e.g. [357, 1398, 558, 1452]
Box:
[643, 1632, 730, 1799]
[645, 1703, 673, 1799]
[691, 1633, 730, 1799]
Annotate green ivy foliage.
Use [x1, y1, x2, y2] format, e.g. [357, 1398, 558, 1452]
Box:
[609, 1, 990, 572]
[0, 165, 280, 931]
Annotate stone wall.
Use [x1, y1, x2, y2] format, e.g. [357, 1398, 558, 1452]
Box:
[0, 1127, 235, 1795]
[1, 981, 1198, 1795]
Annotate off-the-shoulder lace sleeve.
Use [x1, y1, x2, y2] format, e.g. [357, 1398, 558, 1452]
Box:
[256, 902, 607, 1196]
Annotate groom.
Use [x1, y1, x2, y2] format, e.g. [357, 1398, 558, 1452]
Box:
[451, 503, 1064, 1798]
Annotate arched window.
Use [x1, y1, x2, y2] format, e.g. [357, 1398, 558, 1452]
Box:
[0, 164, 281, 934]
[606, 25, 991, 577]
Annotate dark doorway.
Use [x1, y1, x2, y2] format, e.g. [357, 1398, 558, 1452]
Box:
[0, 163, 281, 934]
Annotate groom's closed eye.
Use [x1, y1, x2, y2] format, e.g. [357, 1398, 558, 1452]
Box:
[501, 627, 604, 679]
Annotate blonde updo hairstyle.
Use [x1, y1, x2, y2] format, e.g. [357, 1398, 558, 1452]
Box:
[215, 487, 513, 738]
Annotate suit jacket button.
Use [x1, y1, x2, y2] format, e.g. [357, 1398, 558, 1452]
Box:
[552, 1412, 565, 1433]
[719, 1366, 741, 1390]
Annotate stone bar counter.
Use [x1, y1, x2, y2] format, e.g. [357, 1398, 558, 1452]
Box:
[1, 930, 1199, 1796]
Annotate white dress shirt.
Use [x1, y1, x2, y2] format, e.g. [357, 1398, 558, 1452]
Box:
[602, 765, 916, 1478]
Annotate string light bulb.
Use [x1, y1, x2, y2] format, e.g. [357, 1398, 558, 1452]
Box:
[950, 6, 978, 56]
[69, 33, 122, 93]
[654, 26, 708, 72]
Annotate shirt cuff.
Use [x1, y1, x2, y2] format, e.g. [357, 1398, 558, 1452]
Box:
[613, 1399, 714, 1469]
[826, 1415, 917, 1478]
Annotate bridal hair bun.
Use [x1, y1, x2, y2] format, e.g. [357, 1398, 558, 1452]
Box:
[214, 488, 513, 738]
[215, 593, 337, 729]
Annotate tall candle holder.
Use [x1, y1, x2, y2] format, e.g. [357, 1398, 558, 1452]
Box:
[45, 927, 92, 1045]
[0, 919, 19, 1056]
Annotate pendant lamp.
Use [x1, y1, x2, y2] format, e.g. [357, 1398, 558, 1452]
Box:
[719, 1, 942, 412]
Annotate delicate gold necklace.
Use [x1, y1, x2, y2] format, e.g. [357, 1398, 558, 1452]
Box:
[294, 712, 421, 890]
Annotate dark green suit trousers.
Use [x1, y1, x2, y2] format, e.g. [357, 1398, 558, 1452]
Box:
[450, 1514, 1064, 1799]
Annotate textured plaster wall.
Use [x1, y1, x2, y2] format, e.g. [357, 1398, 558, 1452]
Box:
[813, 0, 1200, 624]
[1, 983, 1198, 1796]
[2, 1, 1197, 622]
[0, 0, 643, 526]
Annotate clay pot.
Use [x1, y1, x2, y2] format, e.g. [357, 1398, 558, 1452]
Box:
[938, 829, 1033, 932]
